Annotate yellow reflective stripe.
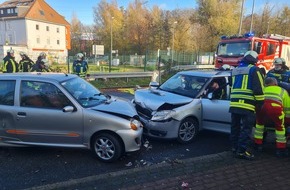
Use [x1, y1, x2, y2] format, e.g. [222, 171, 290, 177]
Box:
[254, 124, 264, 139]
[230, 102, 255, 111]
[242, 75, 248, 89]
[230, 94, 255, 100]
[254, 95, 264, 101]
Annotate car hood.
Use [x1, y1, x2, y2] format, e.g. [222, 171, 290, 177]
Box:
[91, 96, 137, 117]
[134, 89, 193, 110]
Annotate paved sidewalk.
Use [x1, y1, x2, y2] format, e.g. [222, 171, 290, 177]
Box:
[28, 149, 290, 190]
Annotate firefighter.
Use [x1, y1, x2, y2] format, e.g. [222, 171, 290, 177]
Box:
[254, 77, 289, 157]
[31, 59, 50, 72]
[2, 49, 19, 73]
[72, 53, 88, 78]
[229, 50, 264, 160]
[266, 58, 287, 83]
[19, 52, 34, 72]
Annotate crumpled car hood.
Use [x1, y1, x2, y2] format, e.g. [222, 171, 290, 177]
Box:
[134, 89, 192, 110]
[92, 96, 137, 117]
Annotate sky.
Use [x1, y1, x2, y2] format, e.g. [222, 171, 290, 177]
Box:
[1, 0, 290, 25]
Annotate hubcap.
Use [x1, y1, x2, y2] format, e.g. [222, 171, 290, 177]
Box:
[95, 138, 115, 160]
[179, 121, 195, 142]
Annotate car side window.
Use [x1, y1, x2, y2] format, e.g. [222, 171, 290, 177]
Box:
[205, 77, 228, 100]
[0, 80, 15, 106]
[20, 81, 72, 109]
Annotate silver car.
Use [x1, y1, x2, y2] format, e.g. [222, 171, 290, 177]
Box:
[133, 70, 232, 144]
[0, 73, 143, 162]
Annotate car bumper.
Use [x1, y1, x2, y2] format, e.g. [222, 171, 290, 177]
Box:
[117, 128, 143, 152]
[140, 116, 180, 139]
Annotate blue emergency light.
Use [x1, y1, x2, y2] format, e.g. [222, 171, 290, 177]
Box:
[244, 32, 255, 38]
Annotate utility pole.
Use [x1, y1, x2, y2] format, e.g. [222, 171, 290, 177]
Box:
[238, 0, 245, 35]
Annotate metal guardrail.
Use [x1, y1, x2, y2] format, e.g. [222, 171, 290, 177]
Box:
[172, 64, 215, 70]
[88, 72, 154, 81]
[87, 65, 216, 81]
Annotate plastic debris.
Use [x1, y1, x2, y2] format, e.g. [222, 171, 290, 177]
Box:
[181, 182, 189, 188]
[125, 162, 132, 167]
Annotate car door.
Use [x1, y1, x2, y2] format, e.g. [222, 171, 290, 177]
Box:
[201, 77, 232, 133]
[15, 80, 84, 145]
[0, 80, 17, 140]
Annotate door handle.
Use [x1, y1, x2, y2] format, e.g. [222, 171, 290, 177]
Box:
[17, 112, 26, 116]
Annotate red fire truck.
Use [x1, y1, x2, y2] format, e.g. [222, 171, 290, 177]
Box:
[214, 32, 290, 71]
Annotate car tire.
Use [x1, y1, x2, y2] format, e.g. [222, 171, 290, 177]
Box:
[91, 133, 123, 162]
[177, 118, 199, 144]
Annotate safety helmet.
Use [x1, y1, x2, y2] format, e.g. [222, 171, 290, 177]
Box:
[280, 58, 286, 65]
[76, 53, 84, 60]
[7, 49, 14, 54]
[273, 58, 282, 65]
[244, 50, 258, 59]
[39, 52, 46, 58]
[20, 51, 27, 56]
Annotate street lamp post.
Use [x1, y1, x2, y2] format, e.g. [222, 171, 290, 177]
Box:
[172, 21, 177, 66]
[110, 16, 114, 72]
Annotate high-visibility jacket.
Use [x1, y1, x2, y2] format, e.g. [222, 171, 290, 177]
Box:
[3, 57, 18, 73]
[255, 85, 288, 148]
[230, 64, 264, 112]
[19, 58, 34, 72]
[73, 60, 89, 78]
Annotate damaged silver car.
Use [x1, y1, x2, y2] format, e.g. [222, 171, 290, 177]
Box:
[0, 73, 143, 162]
[133, 70, 232, 144]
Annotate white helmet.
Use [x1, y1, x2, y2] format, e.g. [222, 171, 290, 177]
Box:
[39, 52, 46, 58]
[76, 53, 84, 60]
[7, 49, 14, 54]
[20, 51, 27, 56]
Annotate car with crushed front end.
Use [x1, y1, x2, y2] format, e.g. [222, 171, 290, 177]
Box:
[133, 70, 232, 144]
[0, 73, 143, 162]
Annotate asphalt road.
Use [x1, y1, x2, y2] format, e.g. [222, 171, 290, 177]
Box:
[0, 90, 231, 190]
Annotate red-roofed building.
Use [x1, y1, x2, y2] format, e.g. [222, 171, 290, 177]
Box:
[0, 0, 71, 63]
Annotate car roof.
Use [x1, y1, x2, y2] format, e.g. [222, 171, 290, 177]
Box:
[0, 72, 77, 83]
[178, 70, 231, 78]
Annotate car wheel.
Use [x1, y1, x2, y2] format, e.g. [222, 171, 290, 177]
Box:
[177, 118, 199, 144]
[92, 133, 123, 162]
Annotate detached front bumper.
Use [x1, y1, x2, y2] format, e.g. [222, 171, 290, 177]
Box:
[139, 116, 180, 139]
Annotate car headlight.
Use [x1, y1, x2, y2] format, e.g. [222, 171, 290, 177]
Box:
[151, 110, 176, 121]
[130, 119, 142, 130]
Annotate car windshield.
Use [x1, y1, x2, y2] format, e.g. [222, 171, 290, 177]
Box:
[159, 73, 209, 98]
[217, 41, 250, 56]
[61, 77, 108, 108]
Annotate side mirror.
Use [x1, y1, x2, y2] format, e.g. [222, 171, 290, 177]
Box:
[149, 81, 159, 89]
[63, 106, 75, 112]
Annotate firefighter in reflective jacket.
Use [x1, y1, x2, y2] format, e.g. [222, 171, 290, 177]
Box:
[2, 49, 19, 73]
[266, 58, 287, 83]
[19, 52, 34, 72]
[72, 53, 88, 78]
[229, 50, 264, 160]
[254, 77, 289, 157]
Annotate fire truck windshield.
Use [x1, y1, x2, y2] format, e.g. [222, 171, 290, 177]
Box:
[217, 41, 250, 57]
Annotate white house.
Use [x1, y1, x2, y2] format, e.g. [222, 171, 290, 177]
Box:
[0, 0, 71, 64]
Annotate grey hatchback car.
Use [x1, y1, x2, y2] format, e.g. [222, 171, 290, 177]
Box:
[0, 73, 143, 162]
[133, 70, 232, 144]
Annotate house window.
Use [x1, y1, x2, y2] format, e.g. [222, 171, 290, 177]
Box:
[10, 9, 14, 13]
[36, 24, 39, 30]
[56, 28, 59, 33]
[46, 26, 49, 31]
[39, 10, 44, 16]
[57, 39, 60, 45]
[15, 8, 17, 13]
[0, 10, 3, 14]
[7, 9, 10, 14]
[37, 37, 40, 44]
